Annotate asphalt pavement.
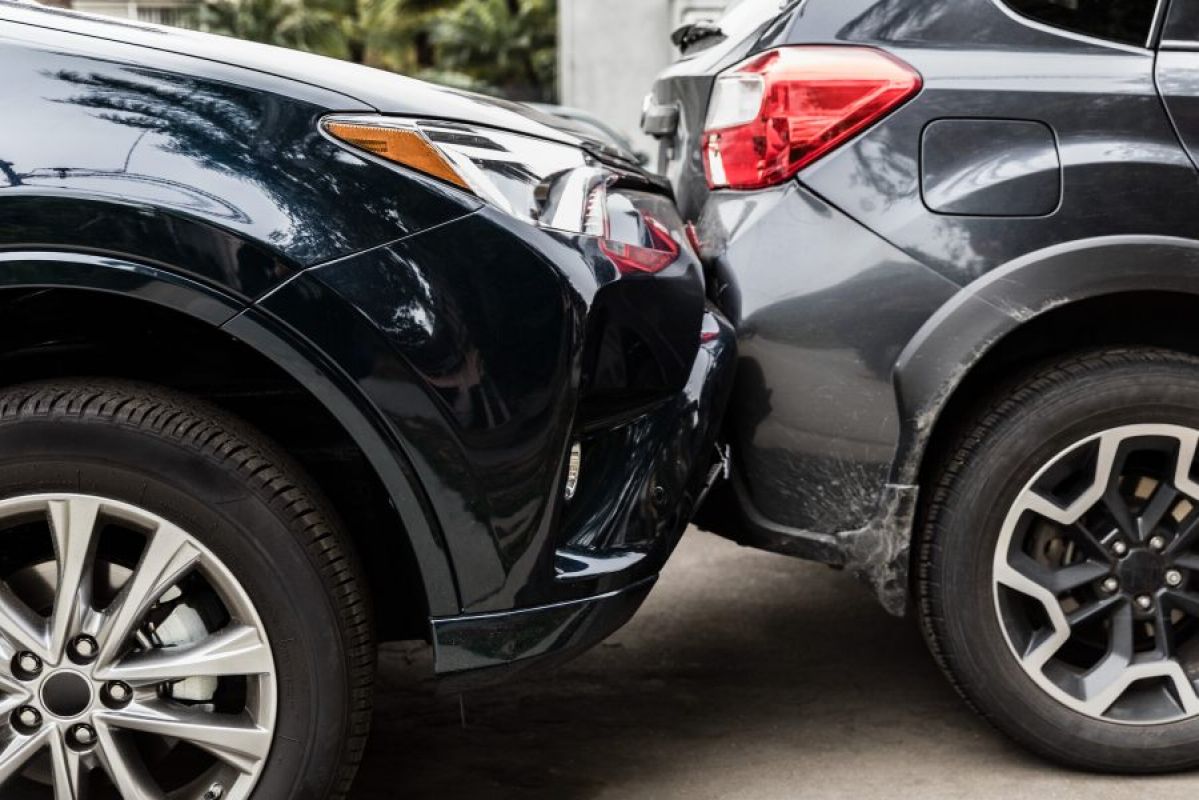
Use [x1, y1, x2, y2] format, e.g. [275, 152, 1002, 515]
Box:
[354, 529, 1199, 799]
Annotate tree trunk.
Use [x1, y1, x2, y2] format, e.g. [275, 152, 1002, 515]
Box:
[415, 30, 435, 68]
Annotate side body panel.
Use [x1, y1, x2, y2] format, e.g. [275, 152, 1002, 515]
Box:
[1158, 2, 1199, 168]
[701, 185, 958, 535]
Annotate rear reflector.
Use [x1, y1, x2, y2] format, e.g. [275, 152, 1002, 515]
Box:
[599, 215, 681, 275]
[703, 46, 922, 191]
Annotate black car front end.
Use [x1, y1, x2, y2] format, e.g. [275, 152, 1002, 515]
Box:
[0, 0, 736, 692]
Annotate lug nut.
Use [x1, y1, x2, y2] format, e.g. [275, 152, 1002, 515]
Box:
[13, 652, 42, 679]
[69, 635, 98, 664]
[13, 705, 41, 732]
[1150, 535, 1167, 552]
[1136, 595, 1154, 611]
[1167, 569, 1185, 588]
[69, 724, 96, 748]
[203, 783, 225, 800]
[1101, 576, 1120, 593]
[105, 681, 132, 707]
[1112, 541, 1129, 557]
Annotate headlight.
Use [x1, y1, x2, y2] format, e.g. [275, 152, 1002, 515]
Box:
[323, 115, 610, 238]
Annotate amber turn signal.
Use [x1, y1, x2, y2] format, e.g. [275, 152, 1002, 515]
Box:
[323, 121, 470, 190]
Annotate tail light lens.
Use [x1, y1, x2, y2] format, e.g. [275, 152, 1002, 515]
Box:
[703, 46, 922, 190]
[600, 216, 680, 275]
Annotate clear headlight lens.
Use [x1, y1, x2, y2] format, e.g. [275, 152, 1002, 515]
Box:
[323, 115, 610, 238]
[324, 115, 692, 275]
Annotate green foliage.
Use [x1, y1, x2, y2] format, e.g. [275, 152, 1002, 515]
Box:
[423, 0, 556, 100]
[199, 0, 557, 100]
[198, 0, 326, 47]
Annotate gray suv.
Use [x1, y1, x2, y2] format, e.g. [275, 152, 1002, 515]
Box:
[647, 0, 1199, 773]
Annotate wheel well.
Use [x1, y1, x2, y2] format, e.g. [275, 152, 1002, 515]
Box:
[0, 287, 430, 642]
[916, 290, 1199, 513]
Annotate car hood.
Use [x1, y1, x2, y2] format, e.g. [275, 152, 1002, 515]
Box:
[1, 1, 640, 166]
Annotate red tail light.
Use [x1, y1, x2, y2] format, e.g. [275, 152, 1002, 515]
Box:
[600, 216, 681, 275]
[702, 46, 922, 191]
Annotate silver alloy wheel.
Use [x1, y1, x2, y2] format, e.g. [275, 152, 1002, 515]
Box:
[994, 424, 1199, 724]
[0, 494, 277, 798]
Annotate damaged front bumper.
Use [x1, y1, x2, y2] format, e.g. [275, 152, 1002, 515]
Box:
[432, 305, 736, 683]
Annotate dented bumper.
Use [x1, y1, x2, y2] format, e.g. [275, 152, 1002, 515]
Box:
[431, 304, 736, 680]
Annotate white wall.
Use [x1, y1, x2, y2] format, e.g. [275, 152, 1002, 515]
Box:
[559, 0, 730, 156]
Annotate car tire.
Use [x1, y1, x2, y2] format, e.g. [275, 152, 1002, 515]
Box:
[919, 348, 1199, 773]
[0, 380, 372, 799]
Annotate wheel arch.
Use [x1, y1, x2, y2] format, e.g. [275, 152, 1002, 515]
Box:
[0, 250, 460, 632]
[895, 234, 1199, 498]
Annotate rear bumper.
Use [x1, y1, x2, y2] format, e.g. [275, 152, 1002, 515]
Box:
[430, 306, 736, 678]
[690, 182, 955, 616]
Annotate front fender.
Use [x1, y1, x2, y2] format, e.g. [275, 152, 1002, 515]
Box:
[0, 249, 462, 617]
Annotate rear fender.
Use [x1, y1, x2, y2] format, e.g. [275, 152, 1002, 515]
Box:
[894, 235, 1199, 487]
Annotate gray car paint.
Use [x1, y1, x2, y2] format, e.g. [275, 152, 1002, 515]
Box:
[919, 119, 1062, 217]
[651, 0, 1199, 612]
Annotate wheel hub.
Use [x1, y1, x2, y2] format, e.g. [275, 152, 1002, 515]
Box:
[1115, 548, 1168, 598]
[39, 671, 93, 719]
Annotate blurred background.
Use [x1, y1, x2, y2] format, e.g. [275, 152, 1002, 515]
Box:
[35, 0, 735, 156]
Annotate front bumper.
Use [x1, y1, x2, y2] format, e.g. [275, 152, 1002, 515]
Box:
[431, 305, 736, 680]
[432, 577, 656, 687]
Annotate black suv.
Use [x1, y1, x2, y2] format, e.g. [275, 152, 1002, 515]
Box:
[648, 0, 1199, 773]
[0, 3, 734, 797]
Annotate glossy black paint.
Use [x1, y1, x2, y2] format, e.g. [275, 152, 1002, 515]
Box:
[435, 306, 735, 676]
[0, 2, 734, 676]
[0, 19, 484, 296]
[652, 0, 1199, 612]
[265, 205, 726, 617]
[433, 577, 656, 684]
[1, 1, 636, 161]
